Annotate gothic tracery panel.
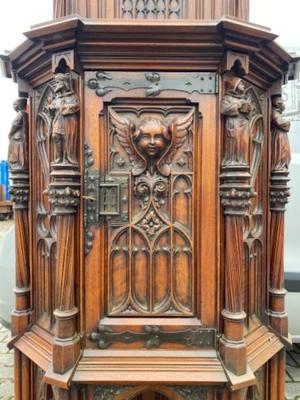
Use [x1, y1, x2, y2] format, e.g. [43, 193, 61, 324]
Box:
[242, 87, 265, 328]
[106, 106, 196, 316]
[34, 83, 58, 329]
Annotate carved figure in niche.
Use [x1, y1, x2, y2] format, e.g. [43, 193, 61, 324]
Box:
[7, 98, 28, 171]
[48, 73, 80, 165]
[221, 76, 253, 166]
[271, 95, 291, 171]
[110, 108, 194, 177]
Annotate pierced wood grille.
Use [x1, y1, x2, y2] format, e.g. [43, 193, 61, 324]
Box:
[121, 0, 184, 19]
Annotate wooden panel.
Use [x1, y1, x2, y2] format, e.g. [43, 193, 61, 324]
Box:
[104, 105, 196, 317]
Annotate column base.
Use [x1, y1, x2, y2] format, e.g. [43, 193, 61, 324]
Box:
[11, 309, 30, 338]
[53, 334, 81, 375]
[268, 311, 289, 338]
[219, 336, 247, 376]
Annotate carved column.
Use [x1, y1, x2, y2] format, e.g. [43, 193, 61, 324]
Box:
[219, 75, 254, 376]
[268, 95, 290, 338]
[8, 98, 30, 338]
[7, 97, 31, 400]
[47, 72, 81, 374]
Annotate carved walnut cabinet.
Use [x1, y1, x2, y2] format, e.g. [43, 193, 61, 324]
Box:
[1, 0, 296, 399]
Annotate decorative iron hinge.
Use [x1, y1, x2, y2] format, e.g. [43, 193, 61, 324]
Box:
[87, 71, 219, 97]
[90, 324, 216, 349]
[84, 142, 129, 254]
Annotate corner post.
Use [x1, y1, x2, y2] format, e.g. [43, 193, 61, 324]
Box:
[268, 93, 290, 339]
[219, 55, 252, 376]
[8, 97, 31, 338]
[47, 68, 81, 375]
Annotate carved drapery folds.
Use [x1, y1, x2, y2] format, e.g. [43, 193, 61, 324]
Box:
[268, 95, 291, 338]
[219, 72, 257, 376]
[8, 98, 30, 337]
[46, 72, 81, 374]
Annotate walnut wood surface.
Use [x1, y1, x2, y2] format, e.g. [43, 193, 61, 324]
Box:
[4, 1, 293, 398]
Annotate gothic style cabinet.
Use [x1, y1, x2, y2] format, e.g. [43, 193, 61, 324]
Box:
[1, 0, 297, 399]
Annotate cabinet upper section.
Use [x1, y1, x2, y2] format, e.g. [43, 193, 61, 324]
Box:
[53, 0, 249, 21]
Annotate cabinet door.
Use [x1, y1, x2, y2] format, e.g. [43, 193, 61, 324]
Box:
[84, 71, 219, 348]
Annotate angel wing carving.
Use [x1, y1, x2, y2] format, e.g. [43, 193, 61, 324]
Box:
[109, 108, 146, 176]
[157, 108, 194, 177]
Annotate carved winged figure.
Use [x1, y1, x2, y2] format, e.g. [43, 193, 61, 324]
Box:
[109, 108, 194, 177]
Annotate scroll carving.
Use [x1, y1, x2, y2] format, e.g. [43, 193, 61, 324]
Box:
[8, 98, 30, 337]
[268, 95, 291, 338]
[106, 106, 195, 317]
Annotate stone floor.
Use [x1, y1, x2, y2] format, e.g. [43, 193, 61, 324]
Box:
[286, 344, 300, 400]
[0, 321, 300, 399]
[0, 323, 13, 400]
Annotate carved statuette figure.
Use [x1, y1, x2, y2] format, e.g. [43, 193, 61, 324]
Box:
[221, 76, 252, 165]
[48, 73, 80, 165]
[8, 98, 28, 171]
[271, 96, 291, 171]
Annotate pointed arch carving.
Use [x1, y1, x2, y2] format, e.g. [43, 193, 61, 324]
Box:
[93, 385, 208, 400]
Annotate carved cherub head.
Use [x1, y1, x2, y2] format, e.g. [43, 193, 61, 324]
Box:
[272, 95, 285, 112]
[133, 119, 171, 160]
[13, 98, 27, 112]
[110, 108, 194, 177]
[53, 73, 73, 95]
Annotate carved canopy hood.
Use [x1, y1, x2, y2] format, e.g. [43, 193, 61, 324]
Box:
[1, 0, 298, 400]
